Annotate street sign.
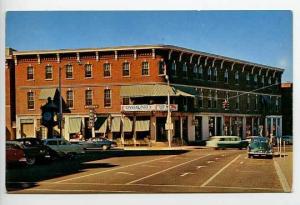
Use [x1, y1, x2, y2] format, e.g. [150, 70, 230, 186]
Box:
[165, 122, 174, 130]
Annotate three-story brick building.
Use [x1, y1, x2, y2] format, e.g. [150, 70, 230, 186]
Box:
[7, 45, 283, 145]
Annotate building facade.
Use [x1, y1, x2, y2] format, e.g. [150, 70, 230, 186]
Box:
[7, 45, 283, 145]
[281, 83, 293, 136]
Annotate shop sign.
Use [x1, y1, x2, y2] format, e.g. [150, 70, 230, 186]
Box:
[121, 104, 178, 112]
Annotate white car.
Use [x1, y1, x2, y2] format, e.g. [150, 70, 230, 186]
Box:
[43, 138, 85, 157]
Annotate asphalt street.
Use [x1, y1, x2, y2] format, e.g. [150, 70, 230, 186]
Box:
[6, 147, 292, 193]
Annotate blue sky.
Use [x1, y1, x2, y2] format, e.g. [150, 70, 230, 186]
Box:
[6, 11, 292, 82]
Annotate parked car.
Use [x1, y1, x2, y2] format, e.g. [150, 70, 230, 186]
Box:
[248, 136, 273, 159]
[15, 138, 52, 162]
[43, 138, 85, 157]
[206, 136, 249, 149]
[72, 137, 117, 150]
[6, 141, 28, 165]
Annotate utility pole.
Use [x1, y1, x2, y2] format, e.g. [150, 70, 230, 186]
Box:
[165, 74, 172, 148]
[59, 66, 63, 138]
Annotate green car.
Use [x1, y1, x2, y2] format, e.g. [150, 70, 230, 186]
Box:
[206, 136, 249, 150]
[248, 136, 273, 159]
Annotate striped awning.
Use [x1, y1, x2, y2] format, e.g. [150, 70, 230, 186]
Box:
[123, 117, 133, 132]
[111, 117, 121, 132]
[69, 117, 82, 133]
[39, 88, 57, 100]
[120, 84, 194, 97]
[96, 119, 107, 133]
[135, 120, 150, 132]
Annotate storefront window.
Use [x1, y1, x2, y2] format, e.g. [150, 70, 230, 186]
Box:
[209, 117, 215, 137]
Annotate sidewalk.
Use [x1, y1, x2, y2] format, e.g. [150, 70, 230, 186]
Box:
[274, 151, 293, 192]
[117, 145, 208, 151]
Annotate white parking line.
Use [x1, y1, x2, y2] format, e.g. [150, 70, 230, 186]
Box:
[207, 161, 214, 164]
[274, 159, 291, 192]
[180, 172, 194, 177]
[201, 154, 240, 187]
[54, 155, 176, 183]
[116, 172, 134, 176]
[126, 154, 210, 185]
[196, 166, 207, 169]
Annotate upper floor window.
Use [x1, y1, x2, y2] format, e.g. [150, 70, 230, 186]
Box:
[85, 90, 93, 106]
[27, 66, 34, 80]
[213, 68, 217, 81]
[193, 64, 197, 74]
[104, 89, 112, 107]
[276, 97, 280, 112]
[66, 64, 73, 79]
[171, 61, 177, 76]
[213, 91, 217, 108]
[45, 65, 53, 80]
[122, 62, 130, 77]
[183, 63, 188, 78]
[235, 71, 239, 84]
[198, 65, 203, 79]
[158, 60, 165, 75]
[104, 63, 111, 77]
[254, 74, 258, 85]
[142, 61, 149, 76]
[275, 77, 279, 85]
[85, 64, 92, 78]
[247, 94, 250, 110]
[261, 75, 265, 85]
[208, 67, 212, 81]
[122, 97, 130, 105]
[224, 69, 228, 83]
[66, 90, 74, 108]
[199, 90, 203, 108]
[208, 90, 212, 108]
[246, 72, 250, 85]
[235, 92, 240, 109]
[268, 77, 272, 85]
[27, 91, 34, 110]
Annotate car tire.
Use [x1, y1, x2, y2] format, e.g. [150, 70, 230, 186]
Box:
[26, 157, 36, 166]
[248, 154, 252, 159]
[102, 145, 108, 150]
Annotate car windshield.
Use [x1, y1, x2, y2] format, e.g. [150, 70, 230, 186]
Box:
[250, 141, 270, 149]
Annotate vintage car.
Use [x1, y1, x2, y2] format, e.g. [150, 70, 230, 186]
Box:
[15, 138, 52, 161]
[43, 138, 85, 157]
[248, 136, 273, 159]
[72, 138, 117, 150]
[6, 141, 28, 165]
[206, 136, 249, 149]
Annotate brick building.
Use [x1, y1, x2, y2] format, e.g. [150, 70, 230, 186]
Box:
[6, 45, 283, 145]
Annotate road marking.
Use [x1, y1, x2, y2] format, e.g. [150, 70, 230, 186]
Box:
[240, 161, 244, 164]
[221, 154, 225, 157]
[54, 155, 176, 183]
[126, 154, 210, 185]
[206, 161, 214, 164]
[201, 154, 240, 187]
[215, 158, 220, 160]
[141, 165, 157, 168]
[244, 157, 248, 159]
[196, 166, 206, 169]
[274, 159, 291, 192]
[160, 160, 172, 163]
[116, 172, 134, 176]
[20, 188, 135, 193]
[180, 172, 194, 177]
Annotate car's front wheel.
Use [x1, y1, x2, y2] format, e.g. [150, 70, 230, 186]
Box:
[26, 157, 36, 165]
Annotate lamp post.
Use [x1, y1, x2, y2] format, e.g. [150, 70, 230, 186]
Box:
[165, 74, 172, 148]
[58, 66, 63, 138]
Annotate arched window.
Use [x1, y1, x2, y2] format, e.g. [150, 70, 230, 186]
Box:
[235, 71, 239, 84]
[246, 72, 250, 85]
[208, 67, 212, 81]
[261, 75, 265, 85]
[213, 68, 218, 81]
[171, 60, 177, 76]
[254, 74, 258, 85]
[213, 91, 218, 108]
[268, 77, 272, 85]
[183, 62, 188, 78]
[236, 92, 240, 109]
[208, 90, 212, 108]
[199, 65, 203, 79]
[224, 69, 228, 83]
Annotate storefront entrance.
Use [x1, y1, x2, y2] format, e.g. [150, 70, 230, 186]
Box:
[156, 117, 167, 142]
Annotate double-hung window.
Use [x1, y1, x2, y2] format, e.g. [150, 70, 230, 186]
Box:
[66, 64, 73, 79]
[85, 90, 93, 106]
[85, 64, 92, 78]
[104, 89, 111, 107]
[45, 65, 53, 80]
[122, 62, 130, 77]
[142, 61, 149, 76]
[66, 90, 74, 108]
[27, 91, 34, 109]
[27, 66, 34, 80]
[104, 63, 111, 77]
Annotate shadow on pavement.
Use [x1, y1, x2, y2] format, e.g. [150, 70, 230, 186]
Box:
[6, 149, 189, 192]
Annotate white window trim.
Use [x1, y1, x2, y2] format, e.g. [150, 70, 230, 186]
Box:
[45, 65, 53, 80]
[66, 64, 74, 79]
[66, 89, 74, 109]
[141, 61, 150, 76]
[27, 65, 34, 81]
[84, 64, 93, 79]
[104, 63, 112, 78]
[104, 88, 112, 108]
[122, 61, 131, 77]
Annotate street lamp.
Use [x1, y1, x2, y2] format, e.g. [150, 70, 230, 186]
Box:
[165, 74, 172, 148]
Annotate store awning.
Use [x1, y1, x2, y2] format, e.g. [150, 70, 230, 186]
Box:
[39, 88, 57, 100]
[69, 117, 82, 133]
[123, 117, 133, 132]
[120, 84, 194, 98]
[94, 117, 107, 130]
[111, 117, 121, 132]
[96, 119, 107, 133]
[135, 120, 150, 132]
